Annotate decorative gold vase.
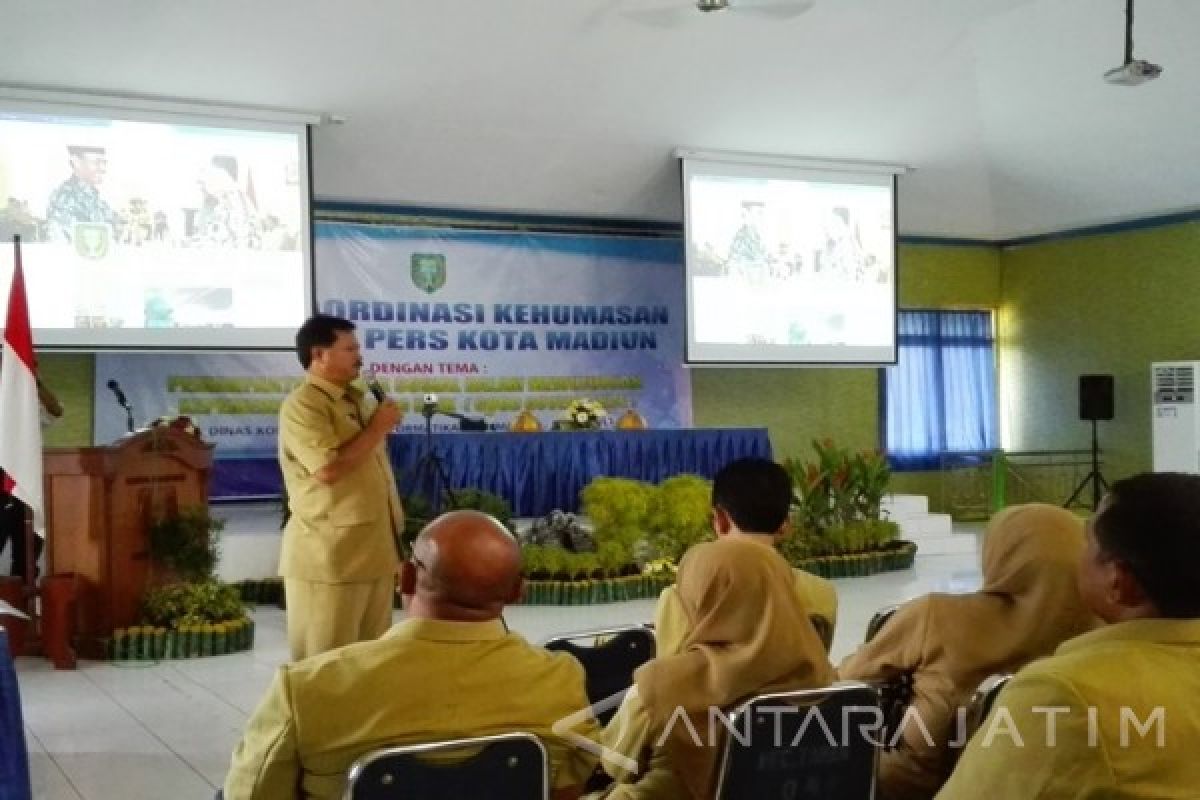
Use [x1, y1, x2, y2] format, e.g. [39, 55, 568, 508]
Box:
[616, 409, 647, 430]
[510, 410, 543, 432]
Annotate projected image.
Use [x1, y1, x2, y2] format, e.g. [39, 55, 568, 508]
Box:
[685, 168, 895, 363]
[0, 109, 309, 348]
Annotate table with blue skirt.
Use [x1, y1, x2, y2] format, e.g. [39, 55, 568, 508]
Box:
[388, 427, 772, 516]
[209, 427, 772, 515]
[0, 629, 31, 800]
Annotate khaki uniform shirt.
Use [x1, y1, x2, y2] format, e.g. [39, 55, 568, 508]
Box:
[278, 374, 403, 582]
[591, 687, 683, 800]
[224, 618, 602, 800]
[937, 619, 1200, 800]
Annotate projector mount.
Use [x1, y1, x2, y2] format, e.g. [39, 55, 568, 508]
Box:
[1103, 0, 1162, 86]
[694, 0, 814, 19]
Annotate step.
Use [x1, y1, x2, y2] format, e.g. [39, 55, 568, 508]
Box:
[893, 513, 953, 538]
[881, 494, 928, 516]
[905, 533, 978, 556]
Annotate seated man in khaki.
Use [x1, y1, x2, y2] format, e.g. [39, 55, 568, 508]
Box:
[224, 510, 599, 800]
[654, 457, 837, 655]
[938, 472, 1200, 799]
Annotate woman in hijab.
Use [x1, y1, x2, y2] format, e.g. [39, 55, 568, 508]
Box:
[837, 503, 1097, 800]
[593, 535, 835, 800]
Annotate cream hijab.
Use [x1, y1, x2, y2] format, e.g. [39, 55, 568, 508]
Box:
[634, 536, 835, 799]
[962, 502, 1097, 665]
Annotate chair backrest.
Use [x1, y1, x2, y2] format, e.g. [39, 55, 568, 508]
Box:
[543, 625, 656, 725]
[343, 732, 548, 800]
[864, 604, 901, 643]
[808, 614, 834, 652]
[713, 682, 882, 800]
[960, 673, 1014, 747]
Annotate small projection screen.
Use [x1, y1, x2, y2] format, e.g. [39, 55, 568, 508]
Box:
[0, 95, 314, 349]
[680, 150, 899, 365]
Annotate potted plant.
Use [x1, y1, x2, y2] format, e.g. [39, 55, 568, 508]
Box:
[782, 440, 908, 577]
[146, 506, 225, 584]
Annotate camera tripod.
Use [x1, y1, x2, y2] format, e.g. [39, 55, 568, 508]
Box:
[1064, 418, 1109, 511]
[411, 407, 459, 515]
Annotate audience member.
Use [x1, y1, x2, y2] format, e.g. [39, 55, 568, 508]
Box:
[224, 510, 600, 800]
[838, 503, 1096, 800]
[654, 457, 838, 655]
[593, 535, 835, 799]
[937, 474, 1200, 799]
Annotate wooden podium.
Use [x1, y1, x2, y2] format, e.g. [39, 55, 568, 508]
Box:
[43, 428, 213, 658]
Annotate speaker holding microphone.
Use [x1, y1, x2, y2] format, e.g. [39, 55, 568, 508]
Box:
[1079, 375, 1115, 421]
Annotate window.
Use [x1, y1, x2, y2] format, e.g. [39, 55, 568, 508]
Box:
[883, 310, 998, 471]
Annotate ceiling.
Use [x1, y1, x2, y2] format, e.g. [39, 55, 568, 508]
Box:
[3, 0, 1196, 240]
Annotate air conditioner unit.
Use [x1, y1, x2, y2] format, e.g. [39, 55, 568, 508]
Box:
[1151, 361, 1200, 474]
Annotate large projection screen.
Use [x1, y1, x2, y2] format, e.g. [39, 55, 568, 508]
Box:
[0, 97, 313, 350]
[681, 152, 899, 365]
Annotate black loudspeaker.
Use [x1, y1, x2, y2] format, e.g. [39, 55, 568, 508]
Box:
[1079, 374, 1115, 421]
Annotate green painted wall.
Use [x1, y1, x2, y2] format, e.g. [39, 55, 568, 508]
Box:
[692, 243, 1002, 486]
[898, 243, 1001, 310]
[998, 221, 1200, 484]
[37, 353, 94, 447]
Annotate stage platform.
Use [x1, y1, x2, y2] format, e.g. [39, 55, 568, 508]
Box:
[213, 493, 976, 582]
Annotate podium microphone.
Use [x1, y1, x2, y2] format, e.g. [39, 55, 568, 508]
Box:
[106, 379, 135, 433]
[106, 379, 128, 407]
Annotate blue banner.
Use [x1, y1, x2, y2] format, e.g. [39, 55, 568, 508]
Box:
[94, 222, 691, 498]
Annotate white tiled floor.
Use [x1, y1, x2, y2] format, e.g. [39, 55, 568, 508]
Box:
[14, 533, 983, 800]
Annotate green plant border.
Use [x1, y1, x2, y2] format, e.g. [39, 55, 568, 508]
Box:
[518, 573, 677, 605]
[793, 540, 918, 579]
[107, 616, 255, 661]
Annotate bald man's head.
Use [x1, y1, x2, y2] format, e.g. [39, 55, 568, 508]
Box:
[404, 510, 523, 621]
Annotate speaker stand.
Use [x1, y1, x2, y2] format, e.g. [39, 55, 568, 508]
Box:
[1064, 418, 1109, 511]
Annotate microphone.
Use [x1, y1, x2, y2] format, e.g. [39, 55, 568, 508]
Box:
[365, 369, 387, 404]
[106, 379, 129, 408]
[106, 379, 135, 433]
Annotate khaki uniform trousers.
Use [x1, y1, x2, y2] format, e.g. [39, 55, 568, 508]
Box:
[285, 576, 394, 661]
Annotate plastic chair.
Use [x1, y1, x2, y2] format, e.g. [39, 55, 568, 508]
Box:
[344, 732, 548, 800]
[543, 625, 656, 724]
[713, 682, 882, 800]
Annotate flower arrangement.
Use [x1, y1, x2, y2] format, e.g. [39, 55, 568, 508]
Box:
[563, 398, 607, 430]
[150, 414, 202, 439]
[642, 558, 678, 577]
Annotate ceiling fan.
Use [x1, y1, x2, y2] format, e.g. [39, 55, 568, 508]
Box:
[620, 0, 816, 28]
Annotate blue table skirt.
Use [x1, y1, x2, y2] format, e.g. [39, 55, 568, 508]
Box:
[0, 631, 31, 800]
[389, 428, 772, 516]
[211, 428, 772, 516]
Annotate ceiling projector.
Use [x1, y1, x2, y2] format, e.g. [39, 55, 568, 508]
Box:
[1103, 59, 1163, 86]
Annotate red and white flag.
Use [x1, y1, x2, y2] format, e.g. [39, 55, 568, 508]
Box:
[0, 236, 44, 532]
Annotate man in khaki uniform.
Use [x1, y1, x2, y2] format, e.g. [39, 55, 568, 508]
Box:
[279, 314, 404, 660]
[937, 473, 1200, 800]
[654, 457, 838, 655]
[224, 511, 600, 800]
